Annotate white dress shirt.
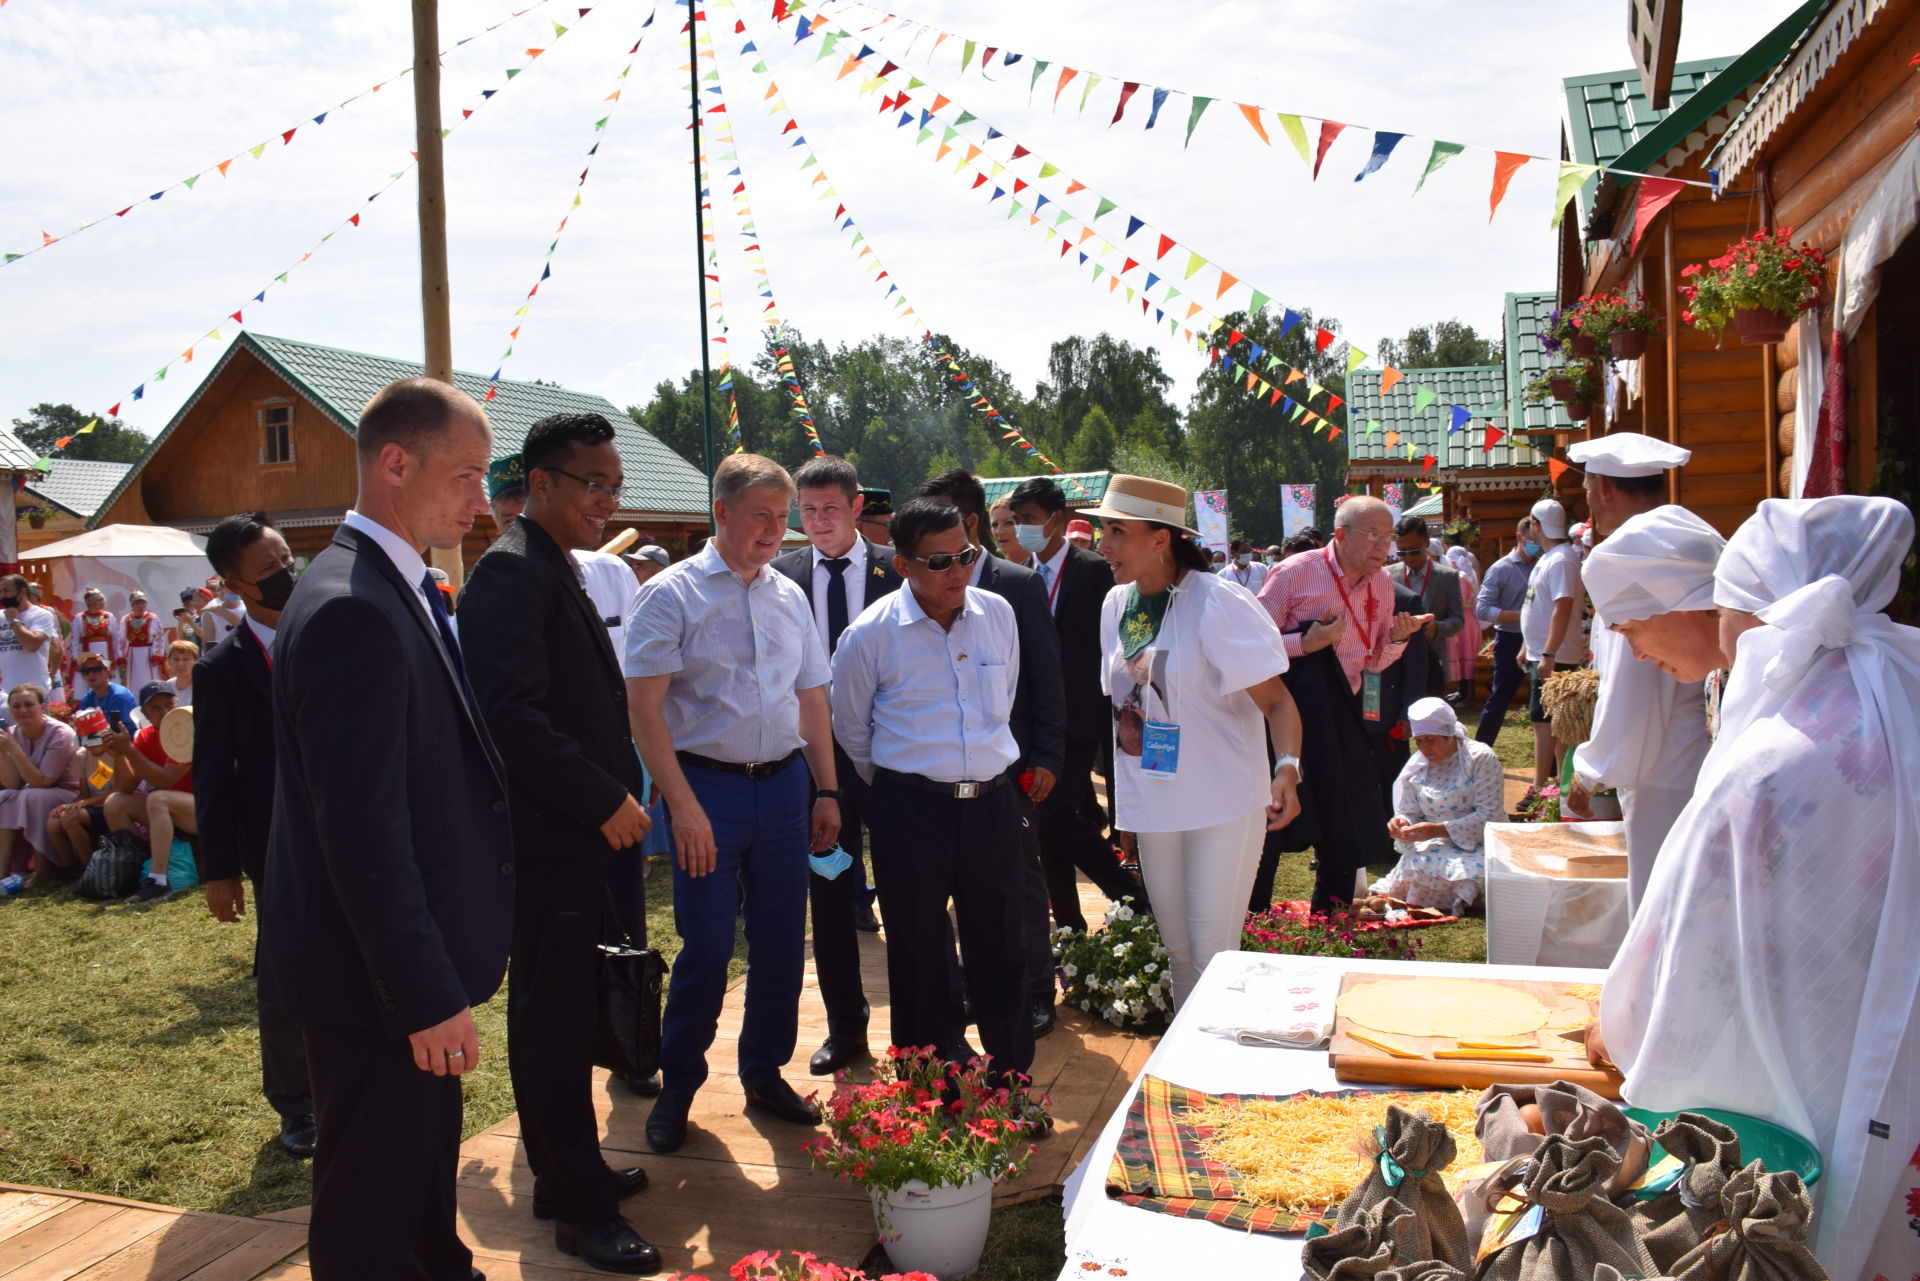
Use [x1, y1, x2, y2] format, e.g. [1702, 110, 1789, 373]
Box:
[243, 616, 278, 658]
[624, 540, 829, 764]
[808, 537, 869, 648]
[342, 510, 435, 624]
[1029, 541, 1070, 616]
[829, 585, 1020, 785]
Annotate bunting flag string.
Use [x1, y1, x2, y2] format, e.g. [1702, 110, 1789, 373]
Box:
[715, 0, 1043, 471]
[36, 12, 587, 468]
[3, 0, 577, 269]
[485, 14, 654, 402]
[812, 0, 1715, 209]
[692, 120, 744, 452]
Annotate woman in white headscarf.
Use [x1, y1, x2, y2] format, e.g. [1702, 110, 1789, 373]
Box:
[1367, 696, 1505, 914]
[1595, 496, 1920, 1281]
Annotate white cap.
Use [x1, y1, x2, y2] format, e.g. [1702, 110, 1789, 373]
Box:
[1531, 497, 1569, 541]
[1584, 505, 1726, 625]
[1407, 696, 1464, 738]
[1567, 432, 1691, 478]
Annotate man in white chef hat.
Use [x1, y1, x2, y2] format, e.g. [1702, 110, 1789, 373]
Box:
[1561, 432, 1706, 910]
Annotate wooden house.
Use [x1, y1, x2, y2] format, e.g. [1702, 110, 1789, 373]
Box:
[20, 459, 133, 553]
[0, 427, 48, 570]
[89, 331, 714, 567]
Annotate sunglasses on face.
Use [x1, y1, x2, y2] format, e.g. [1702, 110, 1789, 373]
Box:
[80, 665, 107, 675]
[903, 545, 982, 573]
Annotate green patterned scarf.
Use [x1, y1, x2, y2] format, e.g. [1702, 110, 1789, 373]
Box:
[1120, 585, 1171, 659]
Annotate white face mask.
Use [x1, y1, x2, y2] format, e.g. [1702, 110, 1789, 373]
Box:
[1014, 523, 1050, 555]
[1235, 554, 1251, 566]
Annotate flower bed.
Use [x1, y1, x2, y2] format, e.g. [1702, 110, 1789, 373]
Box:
[1054, 897, 1173, 1034]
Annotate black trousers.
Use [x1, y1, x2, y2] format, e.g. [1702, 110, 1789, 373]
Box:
[251, 875, 312, 1121]
[1475, 629, 1526, 745]
[809, 746, 871, 1040]
[1035, 737, 1148, 929]
[509, 851, 618, 1225]
[305, 1021, 469, 1280]
[867, 773, 1033, 1078]
[1017, 795, 1054, 1005]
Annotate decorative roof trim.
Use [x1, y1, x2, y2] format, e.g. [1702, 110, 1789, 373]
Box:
[1708, 0, 1890, 186]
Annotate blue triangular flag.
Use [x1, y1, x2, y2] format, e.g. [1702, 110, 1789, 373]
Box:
[131, 384, 145, 401]
[1004, 52, 1020, 65]
[1448, 405, 1470, 434]
[540, 264, 552, 281]
[741, 40, 756, 51]
[1125, 215, 1143, 238]
[313, 112, 328, 125]
[990, 186, 1005, 201]
[1145, 272, 1160, 291]
[1034, 194, 1050, 211]
[856, 43, 874, 58]
[1144, 88, 1170, 129]
[1280, 308, 1303, 336]
[1355, 132, 1406, 181]
[986, 127, 1002, 140]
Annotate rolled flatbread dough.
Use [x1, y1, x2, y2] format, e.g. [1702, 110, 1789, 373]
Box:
[1338, 979, 1551, 1039]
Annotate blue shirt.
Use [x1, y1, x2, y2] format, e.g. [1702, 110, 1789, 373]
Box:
[829, 584, 1021, 785]
[78, 683, 140, 727]
[1475, 549, 1534, 634]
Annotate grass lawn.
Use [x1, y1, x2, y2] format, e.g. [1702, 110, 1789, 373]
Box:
[0, 701, 1530, 1276]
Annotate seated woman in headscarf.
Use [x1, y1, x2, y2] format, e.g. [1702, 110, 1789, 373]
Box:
[1366, 696, 1504, 914]
[1592, 496, 1920, 1281]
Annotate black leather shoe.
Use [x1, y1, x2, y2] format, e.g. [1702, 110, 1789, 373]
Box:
[808, 1036, 869, 1076]
[645, 1089, 692, 1153]
[622, 1070, 662, 1097]
[743, 1078, 821, 1126]
[470, 1269, 486, 1281]
[851, 901, 881, 932]
[1031, 998, 1057, 1039]
[279, 1113, 317, 1159]
[533, 1167, 650, 1220]
[554, 1216, 662, 1275]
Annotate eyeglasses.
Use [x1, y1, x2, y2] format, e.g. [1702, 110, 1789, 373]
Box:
[79, 665, 106, 675]
[539, 466, 626, 502]
[903, 545, 982, 573]
[1397, 546, 1428, 558]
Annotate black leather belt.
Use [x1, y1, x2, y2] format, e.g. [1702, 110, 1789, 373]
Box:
[677, 749, 800, 779]
[875, 766, 1013, 800]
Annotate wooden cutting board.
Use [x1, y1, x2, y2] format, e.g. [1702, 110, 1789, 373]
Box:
[1328, 972, 1624, 1099]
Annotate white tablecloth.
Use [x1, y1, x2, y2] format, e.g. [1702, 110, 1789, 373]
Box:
[1056, 951, 1608, 1280]
[1483, 822, 1630, 970]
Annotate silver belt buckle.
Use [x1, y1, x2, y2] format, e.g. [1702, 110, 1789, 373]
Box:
[954, 781, 980, 799]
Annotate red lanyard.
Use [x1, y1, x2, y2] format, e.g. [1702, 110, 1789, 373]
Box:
[1035, 555, 1065, 608]
[249, 624, 273, 669]
[1409, 561, 1431, 597]
[1323, 546, 1380, 656]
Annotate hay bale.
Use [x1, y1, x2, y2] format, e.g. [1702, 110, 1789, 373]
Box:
[1541, 667, 1599, 746]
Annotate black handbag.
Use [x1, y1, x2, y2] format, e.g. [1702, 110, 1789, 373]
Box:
[591, 889, 667, 1079]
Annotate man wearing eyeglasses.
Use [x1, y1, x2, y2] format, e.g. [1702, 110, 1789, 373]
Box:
[1386, 516, 1463, 700]
[830, 498, 1034, 1081]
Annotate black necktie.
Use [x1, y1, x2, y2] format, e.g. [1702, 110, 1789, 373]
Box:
[823, 556, 851, 655]
[421, 572, 478, 714]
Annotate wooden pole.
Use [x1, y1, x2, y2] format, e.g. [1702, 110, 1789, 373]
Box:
[1758, 163, 1780, 500]
[1662, 215, 1681, 509]
[412, 0, 467, 587]
[689, 3, 717, 524]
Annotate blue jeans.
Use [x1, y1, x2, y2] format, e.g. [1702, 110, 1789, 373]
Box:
[1475, 629, 1525, 745]
[659, 755, 810, 1095]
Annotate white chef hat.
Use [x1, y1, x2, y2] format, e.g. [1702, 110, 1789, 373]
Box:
[1531, 497, 1568, 541]
[1567, 432, 1692, 478]
[1583, 505, 1726, 624]
[1407, 696, 1464, 738]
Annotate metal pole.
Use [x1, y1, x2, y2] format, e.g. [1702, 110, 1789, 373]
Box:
[688, 2, 717, 520]
[411, 0, 467, 587]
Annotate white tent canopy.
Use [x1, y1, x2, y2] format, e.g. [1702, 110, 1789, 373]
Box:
[26, 525, 208, 560]
[23, 523, 212, 620]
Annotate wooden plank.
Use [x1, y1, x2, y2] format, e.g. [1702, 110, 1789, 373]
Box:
[68, 1216, 279, 1281]
[0, 1195, 71, 1241]
[176, 1222, 307, 1281]
[0, 1202, 126, 1275]
[2, 1207, 173, 1281]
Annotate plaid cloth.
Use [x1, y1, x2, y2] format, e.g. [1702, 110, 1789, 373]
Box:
[1105, 1075, 1436, 1235]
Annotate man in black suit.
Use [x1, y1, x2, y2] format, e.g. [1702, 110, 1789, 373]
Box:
[263, 377, 514, 1281]
[918, 469, 1065, 1043]
[769, 456, 901, 1078]
[1007, 478, 1148, 938]
[1387, 516, 1463, 699]
[460, 414, 660, 1274]
[194, 512, 312, 1158]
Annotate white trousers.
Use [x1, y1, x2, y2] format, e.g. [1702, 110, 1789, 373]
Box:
[1137, 806, 1267, 1010]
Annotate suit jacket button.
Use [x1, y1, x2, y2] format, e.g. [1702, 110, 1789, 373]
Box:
[500, 862, 514, 876]
[492, 800, 507, 814]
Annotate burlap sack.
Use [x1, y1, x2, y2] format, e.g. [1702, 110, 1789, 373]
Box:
[1302, 1197, 1419, 1281]
[1330, 1105, 1472, 1271]
[1476, 1079, 1652, 1196]
[1668, 1164, 1829, 1281]
[1375, 1264, 1471, 1281]
[1475, 1134, 1658, 1281]
[1630, 1111, 1746, 1272]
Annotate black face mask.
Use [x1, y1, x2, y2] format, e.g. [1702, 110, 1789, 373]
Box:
[242, 564, 299, 612]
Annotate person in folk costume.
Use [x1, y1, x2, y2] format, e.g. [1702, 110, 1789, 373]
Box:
[119, 591, 162, 691]
[1439, 528, 1483, 695]
[1592, 496, 1920, 1281]
[1561, 433, 1709, 912]
[72, 588, 119, 695]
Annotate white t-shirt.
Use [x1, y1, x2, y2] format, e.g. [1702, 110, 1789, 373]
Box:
[0, 604, 59, 693]
[1099, 571, 1289, 833]
[166, 676, 195, 708]
[1520, 542, 1585, 664]
[574, 549, 639, 665]
[1221, 559, 1269, 593]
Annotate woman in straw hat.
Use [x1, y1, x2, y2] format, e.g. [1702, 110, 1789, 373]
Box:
[1085, 475, 1303, 1009]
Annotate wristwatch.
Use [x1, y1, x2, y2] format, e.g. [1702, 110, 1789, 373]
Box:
[1272, 755, 1302, 780]
[813, 788, 842, 802]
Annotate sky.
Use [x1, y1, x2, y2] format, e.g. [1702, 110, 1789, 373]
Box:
[0, 0, 1789, 447]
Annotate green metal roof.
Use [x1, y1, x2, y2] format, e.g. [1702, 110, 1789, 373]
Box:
[0, 426, 45, 474]
[26, 459, 132, 518]
[1505, 291, 1579, 437]
[90, 331, 712, 528]
[979, 471, 1112, 510]
[1346, 365, 1536, 471]
[1561, 57, 1737, 223]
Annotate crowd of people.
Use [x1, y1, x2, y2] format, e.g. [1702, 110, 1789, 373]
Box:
[1, 372, 1909, 1279]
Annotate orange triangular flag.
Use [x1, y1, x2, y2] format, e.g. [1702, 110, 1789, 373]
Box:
[1385, 430, 1401, 448]
[1548, 457, 1572, 484]
[217, 159, 233, 177]
[1489, 152, 1531, 221]
[1238, 103, 1270, 145]
[1380, 366, 1404, 397]
[1215, 270, 1238, 299]
[1066, 180, 1086, 195]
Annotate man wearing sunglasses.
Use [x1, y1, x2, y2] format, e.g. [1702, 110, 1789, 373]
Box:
[830, 498, 1034, 1081]
[74, 652, 140, 729]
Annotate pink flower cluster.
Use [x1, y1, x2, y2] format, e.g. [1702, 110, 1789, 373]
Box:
[664, 1249, 938, 1281]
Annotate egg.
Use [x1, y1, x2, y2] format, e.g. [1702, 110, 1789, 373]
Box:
[1518, 1102, 1545, 1134]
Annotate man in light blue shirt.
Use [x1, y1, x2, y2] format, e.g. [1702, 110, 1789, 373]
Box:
[830, 498, 1033, 1080]
[624, 453, 841, 1154]
[1472, 518, 1538, 746]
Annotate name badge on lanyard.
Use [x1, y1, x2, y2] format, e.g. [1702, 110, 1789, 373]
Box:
[1140, 720, 1181, 778]
[1361, 670, 1383, 722]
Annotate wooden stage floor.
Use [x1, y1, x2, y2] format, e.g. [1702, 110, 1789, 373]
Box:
[4, 875, 1150, 1280]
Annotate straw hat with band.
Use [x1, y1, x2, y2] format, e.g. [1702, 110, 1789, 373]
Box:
[1083, 474, 1199, 536]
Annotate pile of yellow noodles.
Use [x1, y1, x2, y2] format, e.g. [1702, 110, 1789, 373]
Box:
[1191, 1092, 1484, 1215]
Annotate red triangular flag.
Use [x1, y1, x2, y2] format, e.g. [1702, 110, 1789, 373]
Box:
[1012, 178, 1027, 194]
[1312, 121, 1348, 180]
[1110, 81, 1140, 127]
[1630, 177, 1687, 252]
[282, 128, 297, 145]
[1488, 152, 1530, 221]
[1121, 257, 1138, 274]
[971, 172, 988, 189]
[1156, 235, 1174, 259]
[107, 403, 121, 417]
[230, 311, 244, 324]
[115, 206, 133, 217]
[1483, 424, 1505, 452]
[1314, 327, 1335, 353]
[1011, 145, 1029, 160]
[349, 213, 361, 226]
[1229, 328, 1246, 346]
[1421, 453, 1437, 474]
[1328, 426, 1342, 442]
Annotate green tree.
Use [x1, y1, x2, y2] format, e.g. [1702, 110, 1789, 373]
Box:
[1183, 308, 1349, 540]
[10, 404, 152, 464]
[1033, 334, 1178, 462]
[1067, 407, 1118, 473]
[1375, 319, 1503, 371]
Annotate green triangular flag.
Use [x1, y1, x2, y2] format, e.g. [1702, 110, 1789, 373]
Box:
[1414, 141, 1466, 194]
[1367, 419, 1382, 434]
[505, 67, 521, 79]
[942, 126, 958, 144]
[155, 367, 168, 382]
[1030, 60, 1049, 93]
[1184, 251, 1206, 279]
[917, 127, 934, 144]
[1414, 387, 1438, 412]
[1039, 162, 1058, 178]
[1248, 289, 1270, 314]
[1091, 264, 1105, 281]
[183, 175, 199, 190]
[752, 60, 767, 72]
[1550, 162, 1603, 227]
[1346, 347, 1368, 374]
[907, 77, 924, 89]
[1184, 96, 1213, 147]
[1054, 209, 1073, 227]
[955, 110, 976, 126]
[594, 117, 608, 130]
[1094, 197, 1116, 221]
[1078, 72, 1105, 113]
[961, 39, 976, 71]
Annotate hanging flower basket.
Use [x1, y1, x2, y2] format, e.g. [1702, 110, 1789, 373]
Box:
[1609, 330, 1649, 359]
[1566, 400, 1594, 422]
[1549, 376, 1576, 401]
[1569, 332, 1601, 359]
[1679, 228, 1827, 344]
